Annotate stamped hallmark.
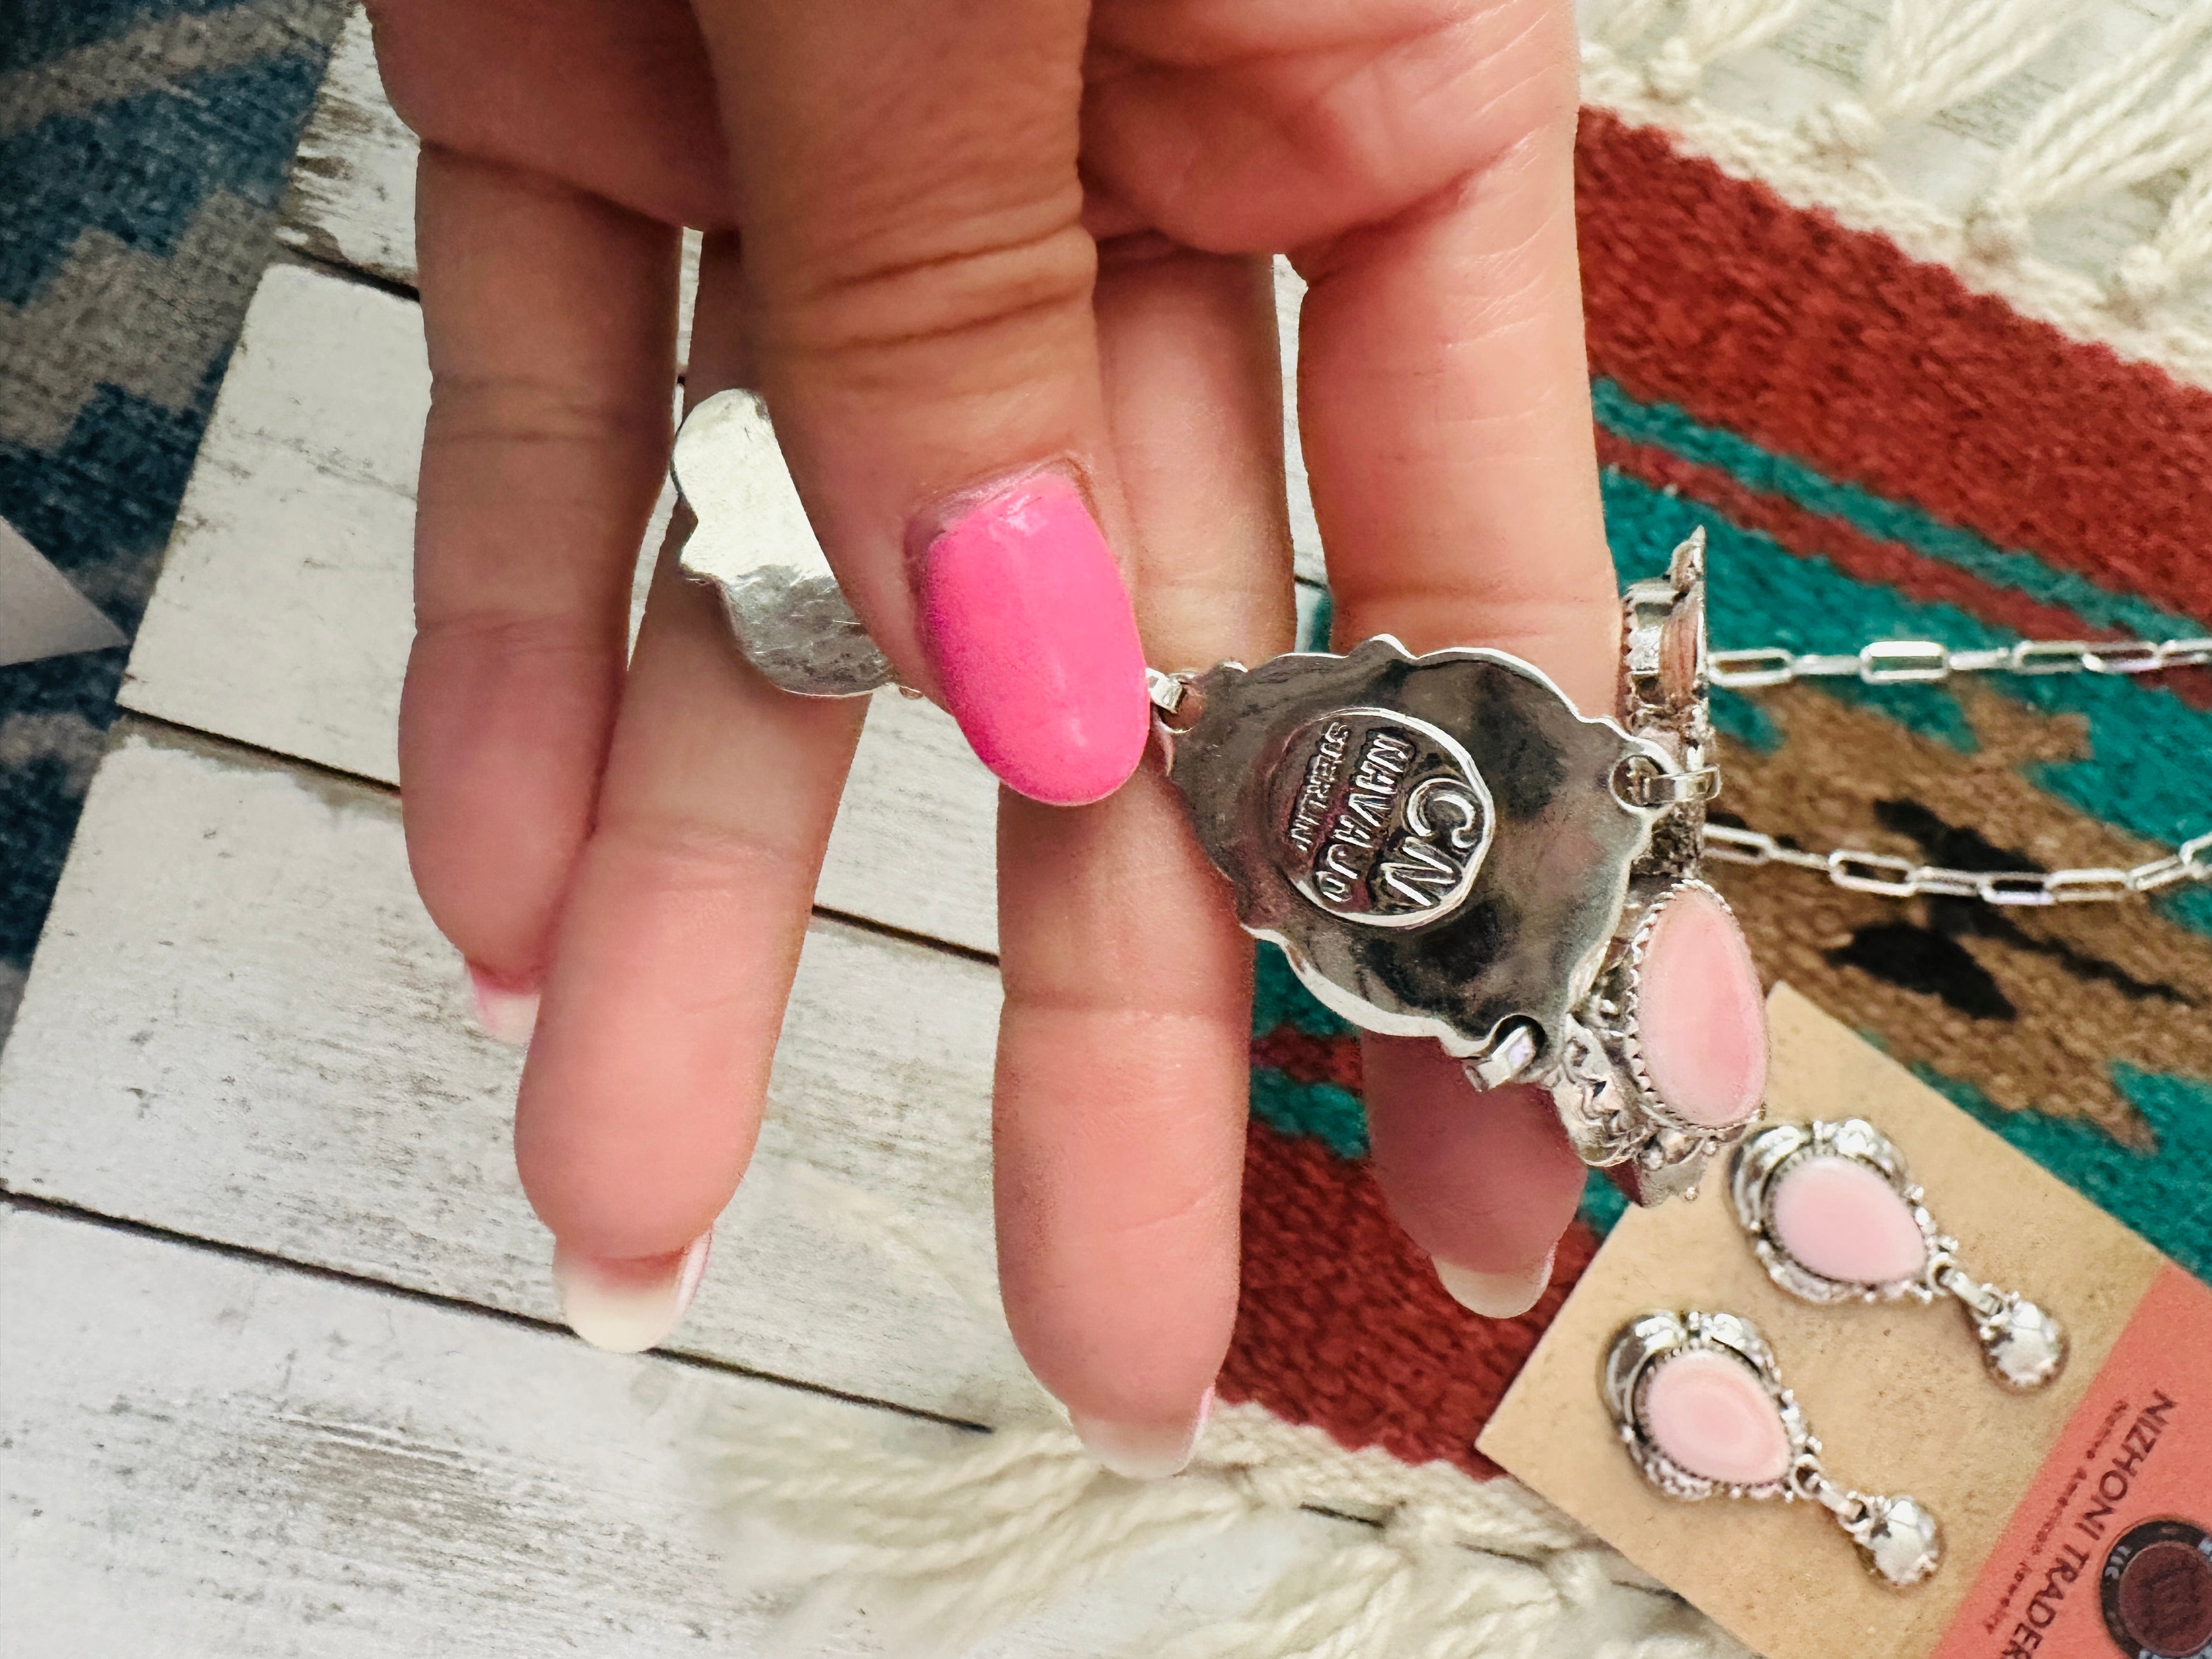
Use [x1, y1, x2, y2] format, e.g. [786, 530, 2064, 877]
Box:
[1272, 709, 1492, 928]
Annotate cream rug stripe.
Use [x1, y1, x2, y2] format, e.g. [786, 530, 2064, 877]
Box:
[1583, 0, 2212, 385]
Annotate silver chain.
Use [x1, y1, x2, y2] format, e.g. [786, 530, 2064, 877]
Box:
[1710, 634, 2212, 689]
[1700, 632, 2212, 906]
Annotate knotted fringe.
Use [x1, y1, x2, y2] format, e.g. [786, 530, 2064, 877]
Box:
[1967, 0, 2212, 265]
[1583, 0, 2212, 368]
[714, 1400, 1743, 1658]
[1800, 0, 2084, 161]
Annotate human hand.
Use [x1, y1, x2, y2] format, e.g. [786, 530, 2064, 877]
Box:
[368, 0, 1767, 1474]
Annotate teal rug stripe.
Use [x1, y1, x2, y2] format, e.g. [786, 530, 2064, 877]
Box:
[1912, 1060, 2212, 1282]
[1579, 1170, 1630, 1237]
[1592, 378, 2206, 641]
[1251, 941, 1353, 1040]
[1249, 1067, 1369, 1159]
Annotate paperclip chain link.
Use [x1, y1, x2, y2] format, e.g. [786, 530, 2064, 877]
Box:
[1702, 633, 2212, 906]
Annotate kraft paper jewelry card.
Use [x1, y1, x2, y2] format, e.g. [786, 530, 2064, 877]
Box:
[1482, 985, 2212, 1659]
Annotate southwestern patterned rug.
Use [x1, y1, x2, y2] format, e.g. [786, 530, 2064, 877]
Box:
[0, 0, 343, 1036]
[1232, 112, 2212, 1482]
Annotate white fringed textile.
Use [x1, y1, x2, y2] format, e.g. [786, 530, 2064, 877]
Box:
[1800, 0, 2085, 159]
[1642, 0, 1813, 101]
[1966, 0, 2212, 260]
[1583, 0, 2212, 380]
[716, 1400, 1745, 1658]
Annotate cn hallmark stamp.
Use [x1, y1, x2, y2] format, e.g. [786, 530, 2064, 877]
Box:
[1272, 708, 1493, 929]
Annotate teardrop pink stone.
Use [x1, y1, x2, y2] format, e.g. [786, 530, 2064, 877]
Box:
[1636, 887, 1767, 1128]
[1770, 1155, 1928, 1285]
[1641, 1349, 1792, 1486]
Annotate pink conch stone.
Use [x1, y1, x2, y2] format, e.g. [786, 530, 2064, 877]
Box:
[1641, 1350, 1792, 1486]
[1771, 1155, 1928, 1285]
[1637, 887, 1768, 1128]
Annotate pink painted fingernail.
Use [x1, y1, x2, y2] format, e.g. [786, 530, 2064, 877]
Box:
[1636, 886, 1767, 1128]
[467, 963, 540, 1048]
[552, 1231, 712, 1353]
[1434, 1245, 1556, 1318]
[1069, 1385, 1212, 1480]
[916, 473, 1150, 806]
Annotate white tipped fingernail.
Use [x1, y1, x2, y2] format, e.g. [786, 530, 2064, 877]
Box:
[467, 964, 540, 1047]
[553, 1231, 712, 1353]
[1070, 1386, 1212, 1480]
[1435, 1246, 1556, 1318]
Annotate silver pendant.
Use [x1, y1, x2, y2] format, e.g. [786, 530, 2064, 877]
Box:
[1155, 531, 1742, 1203]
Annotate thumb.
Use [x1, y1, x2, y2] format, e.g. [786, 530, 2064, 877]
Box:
[688, 0, 1150, 805]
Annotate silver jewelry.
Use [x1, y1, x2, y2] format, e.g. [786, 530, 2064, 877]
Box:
[1154, 531, 1734, 1205]
[1704, 635, 2211, 904]
[1731, 1120, 2068, 1392]
[1606, 1309, 1943, 1589]
[672, 390, 895, 698]
[667, 382, 2211, 1198]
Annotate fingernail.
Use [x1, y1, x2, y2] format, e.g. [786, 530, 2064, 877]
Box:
[1070, 1385, 1212, 1480]
[1435, 1246, 1556, 1318]
[467, 964, 540, 1048]
[916, 473, 1150, 806]
[552, 1231, 712, 1353]
[1636, 885, 1768, 1128]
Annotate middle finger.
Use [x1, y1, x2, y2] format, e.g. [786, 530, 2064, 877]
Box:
[992, 241, 1295, 1474]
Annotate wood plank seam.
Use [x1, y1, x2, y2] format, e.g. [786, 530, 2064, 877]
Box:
[272, 239, 417, 304]
[0, 1186, 992, 1431]
[0, 718, 1029, 1421]
[116, 699, 1007, 968]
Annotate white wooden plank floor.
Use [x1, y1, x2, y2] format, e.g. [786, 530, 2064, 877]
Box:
[0, 14, 1560, 1652]
[121, 260, 1003, 955]
[0, 1204, 1345, 1657]
[0, 729, 1031, 1424]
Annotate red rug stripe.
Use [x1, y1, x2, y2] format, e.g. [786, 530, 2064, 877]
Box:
[1220, 1118, 1600, 1477]
[1249, 1028, 1364, 1091]
[1578, 111, 2212, 627]
[1598, 430, 2212, 709]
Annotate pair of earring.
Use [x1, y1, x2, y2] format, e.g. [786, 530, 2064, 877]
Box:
[1604, 1119, 2068, 1590]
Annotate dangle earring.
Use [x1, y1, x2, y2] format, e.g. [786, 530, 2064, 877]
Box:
[1730, 1119, 2068, 1392]
[1605, 1310, 1943, 1588]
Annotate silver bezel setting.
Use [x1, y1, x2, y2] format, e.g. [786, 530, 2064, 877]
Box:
[1542, 531, 1757, 1205]
[1603, 1310, 1816, 1504]
[1160, 634, 1672, 1067]
[1732, 1120, 2068, 1392]
[1558, 878, 1764, 1193]
[1155, 527, 1752, 1209]
[1729, 1119, 1947, 1305]
[1605, 1308, 1946, 1588]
